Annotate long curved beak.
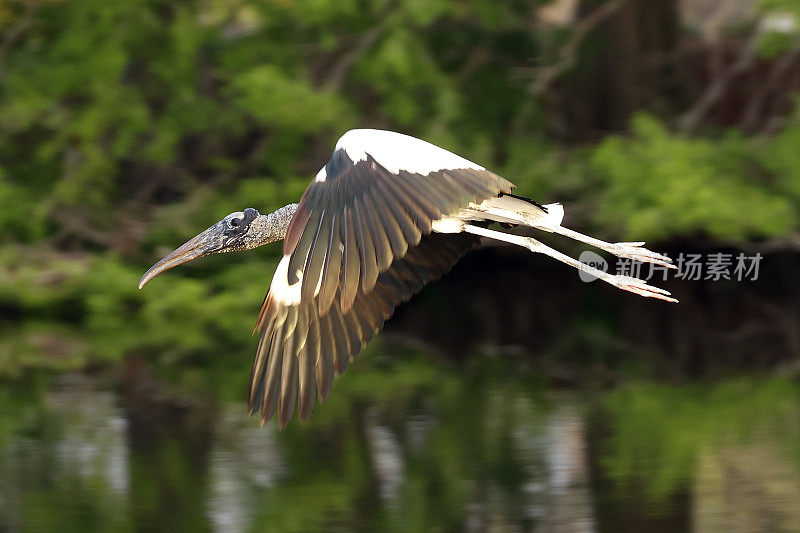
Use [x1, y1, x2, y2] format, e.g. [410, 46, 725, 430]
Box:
[138, 223, 225, 289]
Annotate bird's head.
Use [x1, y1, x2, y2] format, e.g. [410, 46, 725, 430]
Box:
[139, 207, 279, 289]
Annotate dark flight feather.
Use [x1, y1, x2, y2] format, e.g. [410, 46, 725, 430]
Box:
[282, 152, 511, 306]
[252, 136, 518, 426]
[250, 233, 478, 426]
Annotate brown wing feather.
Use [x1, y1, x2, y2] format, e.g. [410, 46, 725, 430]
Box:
[283, 155, 512, 312]
[250, 233, 478, 428]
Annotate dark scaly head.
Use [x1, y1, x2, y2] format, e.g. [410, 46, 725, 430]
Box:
[138, 204, 299, 289]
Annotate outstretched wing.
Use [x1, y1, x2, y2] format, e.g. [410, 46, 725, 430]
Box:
[250, 129, 516, 427]
[250, 232, 478, 427]
[279, 129, 513, 314]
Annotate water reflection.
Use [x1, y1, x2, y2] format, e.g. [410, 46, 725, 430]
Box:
[51, 377, 130, 497]
[0, 355, 797, 532]
[0, 376, 130, 531]
[208, 405, 284, 532]
[540, 404, 594, 532]
[364, 408, 405, 506]
[694, 443, 800, 531]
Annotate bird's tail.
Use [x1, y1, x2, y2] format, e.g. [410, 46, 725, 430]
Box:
[486, 193, 565, 229]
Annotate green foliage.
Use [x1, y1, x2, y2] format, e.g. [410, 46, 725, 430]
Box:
[0, 242, 274, 374]
[761, 0, 800, 17]
[757, 0, 800, 58]
[760, 104, 800, 202]
[0, 0, 541, 374]
[592, 114, 798, 241]
[0, 0, 798, 376]
[595, 378, 800, 508]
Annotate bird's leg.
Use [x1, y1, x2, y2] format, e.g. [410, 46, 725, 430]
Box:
[540, 224, 675, 269]
[462, 224, 678, 302]
[474, 196, 673, 268]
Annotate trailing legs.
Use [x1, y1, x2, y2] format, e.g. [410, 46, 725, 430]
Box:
[462, 224, 678, 303]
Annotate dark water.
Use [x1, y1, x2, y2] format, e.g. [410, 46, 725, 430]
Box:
[0, 351, 798, 532]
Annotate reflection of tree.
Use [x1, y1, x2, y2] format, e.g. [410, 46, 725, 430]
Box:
[589, 378, 800, 530]
[237, 351, 598, 531]
[119, 358, 216, 532]
[694, 443, 800, 531]
[207, 405, 284, 532]
[0, 377, 130, 531]
[0, 364, 798, 530]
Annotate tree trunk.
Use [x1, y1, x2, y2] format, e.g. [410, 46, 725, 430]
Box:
[560, 0, 681, 139]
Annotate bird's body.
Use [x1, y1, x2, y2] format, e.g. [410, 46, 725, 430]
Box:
[140, 129, 677, 428]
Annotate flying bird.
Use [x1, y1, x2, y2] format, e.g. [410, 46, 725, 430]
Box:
[139, 129, 677, 428]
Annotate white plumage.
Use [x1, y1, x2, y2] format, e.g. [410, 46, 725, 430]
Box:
[335, 129, 485, 175]
[270, 254, 303, 306]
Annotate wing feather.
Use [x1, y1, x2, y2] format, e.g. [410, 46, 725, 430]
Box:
[369, 186, 407, 257]
[250, 130, 523, 426]
[278, 329, 299, 429]
[318, 215, 342, 315]
[374, 179, 422, 246]
[353, 201, 379, 292]
[287, 205, 322, 285]
[250, 233, 477, 426]
[283, 192, 312, 256]
[362, 191, 393, 272]
[339, 207, 360, 312]
[285, 132, 512, 302]
[314, 323, 335, 402]
[259, 320, 284, 422]
[301, 207, 331, 301]
[327, 308, 351, 375]
[381, 169, 440, 227]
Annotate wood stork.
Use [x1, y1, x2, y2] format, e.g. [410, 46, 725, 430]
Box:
[139, 129, 677, 428]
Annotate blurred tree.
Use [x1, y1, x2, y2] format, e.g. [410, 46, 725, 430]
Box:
[0, 0, 799, 374]
[555, 0, 681, 138]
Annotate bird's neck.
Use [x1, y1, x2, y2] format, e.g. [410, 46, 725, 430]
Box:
[248, 203, 300, 248]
